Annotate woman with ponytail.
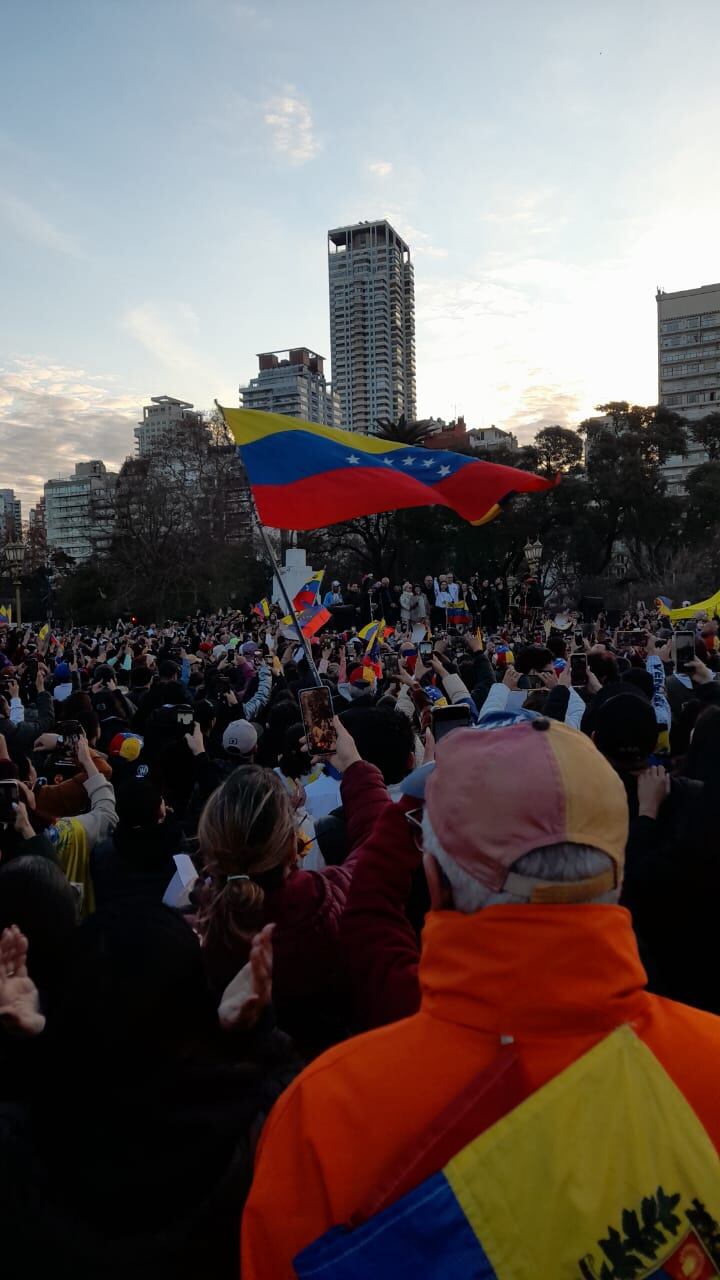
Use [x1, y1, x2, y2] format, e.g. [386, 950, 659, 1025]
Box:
[197, 723, 391, 1055]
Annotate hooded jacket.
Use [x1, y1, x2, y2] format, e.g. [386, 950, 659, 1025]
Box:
[242, 906, 720, 1279]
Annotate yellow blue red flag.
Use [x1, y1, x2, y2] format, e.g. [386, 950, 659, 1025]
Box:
[219, 406, 558, 531]
[294, 1027, 720, 1279]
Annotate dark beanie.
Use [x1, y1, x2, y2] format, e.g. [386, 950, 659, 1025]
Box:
[592, 692, 658, 771]
[622, 668, 654, 701]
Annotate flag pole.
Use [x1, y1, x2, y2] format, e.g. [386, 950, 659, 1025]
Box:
[217, 400, 320, 686]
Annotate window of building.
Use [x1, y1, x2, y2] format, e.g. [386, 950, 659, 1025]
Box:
[702, 313, 719, 326]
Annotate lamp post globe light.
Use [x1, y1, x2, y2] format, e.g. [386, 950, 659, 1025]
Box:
[4, 540, 24, 626]
[524, 536, 543, 571]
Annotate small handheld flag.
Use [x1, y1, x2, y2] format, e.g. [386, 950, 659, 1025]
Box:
[293, 570, 325, 611]
[219, 406, 559, 531]
[280, 604, 331, 641]
[0, 605, 11, 625]
[253, 598, 271, 620]
[447, 601, 471, 627]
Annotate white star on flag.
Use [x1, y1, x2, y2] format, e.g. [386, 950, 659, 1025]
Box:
[383, 457, 394, 467]
[422, 458, 435, 468]
[346, 454, 360, 465]
[438, 465, 451, 477]
[403, 456, 416, 467]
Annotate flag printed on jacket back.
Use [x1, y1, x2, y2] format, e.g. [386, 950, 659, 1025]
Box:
[220, 407, 559, 531]
[293, 1027, 720, 1280]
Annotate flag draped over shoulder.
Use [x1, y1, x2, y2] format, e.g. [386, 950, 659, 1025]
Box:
[219, 406, 559, 531]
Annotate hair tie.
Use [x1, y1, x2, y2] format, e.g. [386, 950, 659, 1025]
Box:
[227, 874, 250, 882]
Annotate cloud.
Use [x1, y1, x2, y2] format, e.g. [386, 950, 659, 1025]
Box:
[368, 161, 392, 178]
[0, 360, 139, 509]
[122, 303, 205, 374]
[0, 192, 85, 259]
[264, 91, 320, 164]
[382, 208, 449, 260]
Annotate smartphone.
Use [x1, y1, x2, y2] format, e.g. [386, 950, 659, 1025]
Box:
[0, 780, 19, 826]
[431, 704, 472, 742]
[419, 641, 434, 657]
[672, 631, 696, 675]
[570, 653, 588, 687]
[526, 674, 544, 689]
[383, 652, 399, 675]
[299, 686, 337, 755]
[216, 675, 231, 692]
[574, 631, 584, 647]
[60, 719, 83, 759]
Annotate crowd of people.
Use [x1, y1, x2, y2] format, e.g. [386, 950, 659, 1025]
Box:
[1, 574, 720, 1276]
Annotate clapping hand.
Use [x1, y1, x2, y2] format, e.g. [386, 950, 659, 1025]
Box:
[218, 923, 275, 1032]
[0, 926, 45, 1038]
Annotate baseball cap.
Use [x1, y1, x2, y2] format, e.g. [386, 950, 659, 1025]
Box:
[424, 719, 628, 898]
[241, 641, 260, 656]
[108, 731, 144, 762]
[222, 720, 258, 755]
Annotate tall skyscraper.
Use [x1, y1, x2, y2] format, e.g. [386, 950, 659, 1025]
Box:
[328, 220, 416, 433]
[0, 490, 22, 544]
[135, 395, 200, 457]
[657, 282, 720, 491]
[240, 349, 340, 426]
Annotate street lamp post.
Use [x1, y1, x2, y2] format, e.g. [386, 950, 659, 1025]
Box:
[523, 536, 544, 618]
[4, 541, 24, 626]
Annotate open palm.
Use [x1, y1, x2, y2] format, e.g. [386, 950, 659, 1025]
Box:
[0, 926, 45, 1037]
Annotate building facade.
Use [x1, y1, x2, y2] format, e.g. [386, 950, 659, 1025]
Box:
[0, 490, 22, 544]
[240, 349, 340, 425]
[466, 424, 519, 453]
[657, 282, 720, 492]
[328, 220, 416, 433]
[134, 395, 200, 457]
[45, 461, 117, 562]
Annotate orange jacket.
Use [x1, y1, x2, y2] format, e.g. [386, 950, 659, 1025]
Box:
[35, 752, 112, 822]
[241, 904, 720, 1279]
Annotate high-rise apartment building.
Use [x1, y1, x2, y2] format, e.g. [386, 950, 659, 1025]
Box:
[0, 490, 22, 544]
[240, 349, 340, 426]
[135, 395, 201, 457]
[657, 282, 720, 491]
[45, 461, 117, 562]
[328, 220, 416, 433]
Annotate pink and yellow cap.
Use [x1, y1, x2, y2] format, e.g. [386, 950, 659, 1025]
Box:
[425, 719, 628, 898]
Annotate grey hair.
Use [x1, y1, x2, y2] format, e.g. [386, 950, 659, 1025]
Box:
[422, 811, 620, 914]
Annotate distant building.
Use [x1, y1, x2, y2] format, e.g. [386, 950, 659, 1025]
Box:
[0, 489, 22, 544]
[466, 424, 518, 452]
[135, 395, 202, 457]
[45, 461, 117, 562]
[424, 416, 468, 449]
[657, 282, 720, 492]
[240, 349, 340, 426]
[26, 500, 47, 570]
[328, 220, 416, 433]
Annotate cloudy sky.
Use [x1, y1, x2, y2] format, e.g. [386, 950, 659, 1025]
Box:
[3, 0, 720, 510]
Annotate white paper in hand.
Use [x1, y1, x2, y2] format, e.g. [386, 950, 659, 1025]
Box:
[162, 854, 198, 909]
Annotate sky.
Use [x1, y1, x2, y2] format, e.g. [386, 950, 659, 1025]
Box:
[2, 0, 720, 511]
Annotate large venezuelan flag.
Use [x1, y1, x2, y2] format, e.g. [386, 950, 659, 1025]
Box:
[293, 1027, 720, 1279]
[219, 407, 558, 531]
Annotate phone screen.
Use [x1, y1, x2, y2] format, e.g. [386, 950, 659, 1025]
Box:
[431, 704, 472, 742]
[383, 653, 399, 675]
[419, 641, 433, 657]
[570, 653, 587, 687]
[0, 780, 19, 825]
[673, 631, 696, 675]
[299, 686, 337, 754]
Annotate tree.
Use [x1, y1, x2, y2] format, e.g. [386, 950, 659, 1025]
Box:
[690, 412, 720, 460]
[685, 460, 720, 536]
[533, 426, 584, 476]
[375, 415, 435, 446]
